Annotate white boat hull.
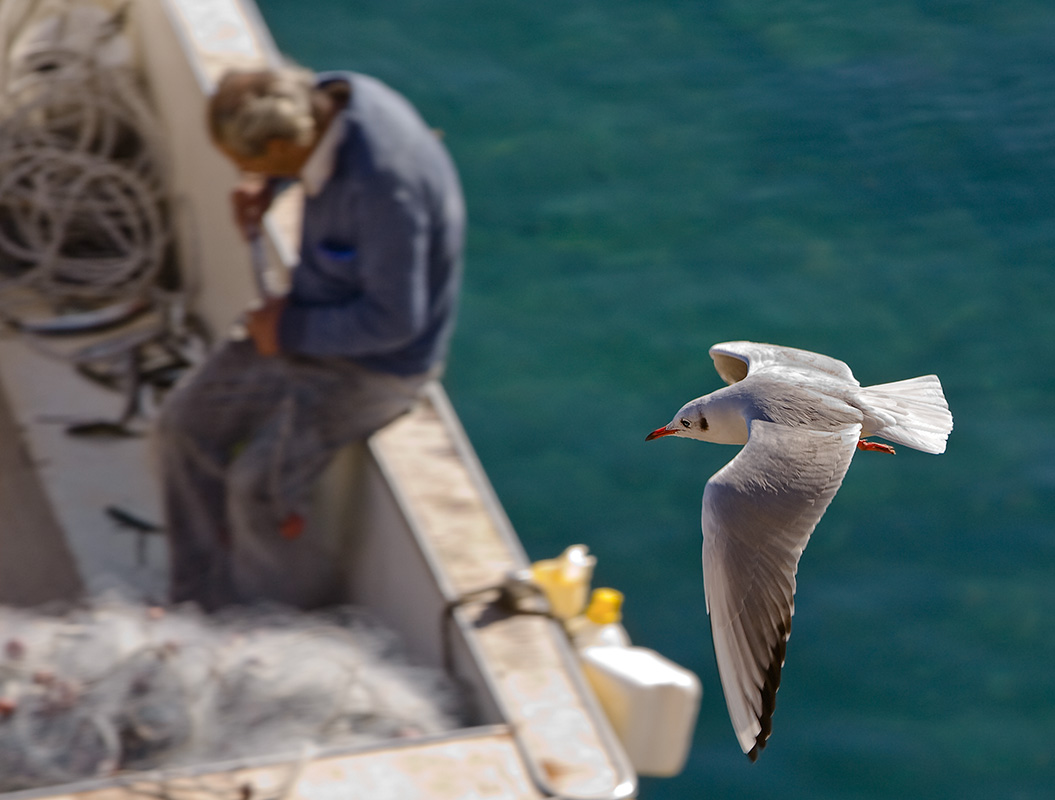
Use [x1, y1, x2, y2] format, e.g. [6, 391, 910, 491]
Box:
[0, 1, 639, 797]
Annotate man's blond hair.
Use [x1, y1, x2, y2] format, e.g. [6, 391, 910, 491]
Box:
[207, 66, 317, 158]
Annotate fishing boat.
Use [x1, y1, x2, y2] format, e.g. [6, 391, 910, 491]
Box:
[0, 1, 698, 797]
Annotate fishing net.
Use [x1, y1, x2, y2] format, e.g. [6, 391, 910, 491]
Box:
[0, 599, 462, 792]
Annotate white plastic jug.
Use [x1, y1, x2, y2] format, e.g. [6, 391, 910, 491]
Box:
[579, 645, 701, 777]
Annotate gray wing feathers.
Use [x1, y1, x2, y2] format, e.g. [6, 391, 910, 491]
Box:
[710, 341, 859, 386]
[702, 420, 861, 759]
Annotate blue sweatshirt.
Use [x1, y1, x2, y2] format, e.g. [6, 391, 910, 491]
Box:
[278, 72, 465, 376]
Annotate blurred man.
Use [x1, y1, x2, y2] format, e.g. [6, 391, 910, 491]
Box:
[158, 65, 465, 610]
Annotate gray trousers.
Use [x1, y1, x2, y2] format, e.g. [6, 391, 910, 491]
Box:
[156, 339, 434, 610]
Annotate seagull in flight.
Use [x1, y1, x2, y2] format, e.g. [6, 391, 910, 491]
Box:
[646, 341, 952, 761]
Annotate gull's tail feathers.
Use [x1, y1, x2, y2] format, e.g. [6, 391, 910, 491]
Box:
[858, 375, 953, 454]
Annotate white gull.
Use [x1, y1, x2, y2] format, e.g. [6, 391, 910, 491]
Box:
[646, 341, 953, 761]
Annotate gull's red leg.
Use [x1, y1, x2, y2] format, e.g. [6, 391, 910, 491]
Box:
[857, 439, 896, 455]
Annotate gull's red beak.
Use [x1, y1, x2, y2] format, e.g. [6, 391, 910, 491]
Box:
[645, 426, 677, 441]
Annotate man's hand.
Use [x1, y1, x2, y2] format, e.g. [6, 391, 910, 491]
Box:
[231, 177, 276, 240]
[245, 297, 286, 356]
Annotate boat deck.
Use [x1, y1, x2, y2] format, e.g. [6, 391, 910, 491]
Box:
[0, 347, 631, 799]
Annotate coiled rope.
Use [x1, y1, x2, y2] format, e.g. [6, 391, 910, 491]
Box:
[0, 1, 171, 314]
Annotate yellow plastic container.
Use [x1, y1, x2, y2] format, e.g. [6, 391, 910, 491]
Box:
[567, 587, 631, 647]
[529, 544, 595, 620]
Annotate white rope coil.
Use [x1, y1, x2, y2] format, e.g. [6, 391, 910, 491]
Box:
[0, 7, 171, 308]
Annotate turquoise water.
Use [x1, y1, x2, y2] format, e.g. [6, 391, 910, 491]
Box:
[256, 2, 1053, 797]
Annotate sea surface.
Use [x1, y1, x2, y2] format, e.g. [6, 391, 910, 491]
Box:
[255, 2, 1053, 797]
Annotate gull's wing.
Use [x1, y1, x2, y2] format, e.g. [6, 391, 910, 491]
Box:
[702, 419, 860, 760]
[709, 341, 858, 387]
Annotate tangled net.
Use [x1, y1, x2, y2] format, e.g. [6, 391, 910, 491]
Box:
[0, 1, 171, 310]
[0, 600, 461, 792]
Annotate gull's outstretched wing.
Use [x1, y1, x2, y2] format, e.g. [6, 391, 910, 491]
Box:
[709, 341, 858, 387]
[702, 419, 860, 760]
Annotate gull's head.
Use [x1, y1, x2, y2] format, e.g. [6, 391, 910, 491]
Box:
[646, 390, 749, 445]
[646, 397, 713, 443]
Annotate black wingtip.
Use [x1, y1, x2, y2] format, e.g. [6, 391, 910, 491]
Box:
[747, 626, 789, 762]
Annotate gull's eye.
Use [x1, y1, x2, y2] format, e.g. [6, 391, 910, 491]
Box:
[680, 418, 692, 428]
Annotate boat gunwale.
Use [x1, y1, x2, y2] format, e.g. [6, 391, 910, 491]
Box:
[0, 724, 518, 800]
